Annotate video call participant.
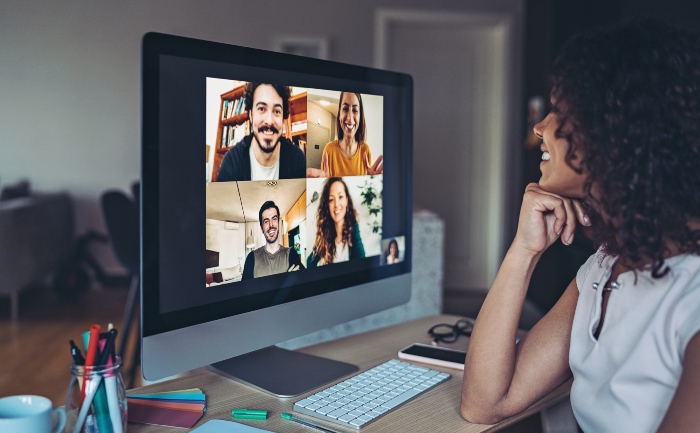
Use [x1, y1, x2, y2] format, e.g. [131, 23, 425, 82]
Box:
[307, 178, 365, 267]
[306, 92, 384, 178]
[384, 239, 400, 264]
[242, 201, 303, 279]
[217, 83, 306, 181]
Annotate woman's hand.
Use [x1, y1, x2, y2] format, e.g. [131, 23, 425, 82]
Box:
[364, 154, 383, 175]
[513, 183, 591, 257]
[307, 153, 330, 178]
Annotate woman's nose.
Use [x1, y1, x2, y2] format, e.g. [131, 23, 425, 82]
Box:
[533, 119, 544, 139]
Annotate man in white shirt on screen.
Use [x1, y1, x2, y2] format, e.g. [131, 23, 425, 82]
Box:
[216, 83, 306, 181]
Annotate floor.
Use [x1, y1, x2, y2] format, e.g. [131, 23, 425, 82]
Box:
[0, 282, 141, 407]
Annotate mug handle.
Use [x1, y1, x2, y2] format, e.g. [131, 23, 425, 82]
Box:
[52, 407, 66, 433]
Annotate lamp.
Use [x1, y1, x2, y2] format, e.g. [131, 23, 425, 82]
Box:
[246, 229, 255, 249]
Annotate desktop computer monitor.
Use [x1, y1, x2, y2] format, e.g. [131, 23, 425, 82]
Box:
[141, 32, 413, 397]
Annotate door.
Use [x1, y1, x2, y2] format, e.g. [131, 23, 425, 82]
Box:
[376, 10, 521, 292]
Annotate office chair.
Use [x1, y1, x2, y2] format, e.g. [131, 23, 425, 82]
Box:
[101, 183, 140, 388]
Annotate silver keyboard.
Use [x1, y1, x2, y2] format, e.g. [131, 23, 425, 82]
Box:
[293, 359, 451, 429]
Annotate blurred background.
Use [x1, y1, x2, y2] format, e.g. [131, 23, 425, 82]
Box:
[1, 1, 699, 430]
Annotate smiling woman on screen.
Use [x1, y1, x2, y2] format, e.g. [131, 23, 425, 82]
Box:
[460, 19, 700, 433]
[307, 178, 365, 267]
[306, 92, 384, 178]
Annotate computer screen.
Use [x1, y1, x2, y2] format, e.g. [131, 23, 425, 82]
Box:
[141, 33, 413, 392]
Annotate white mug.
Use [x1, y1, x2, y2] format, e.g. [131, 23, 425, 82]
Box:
[0, 395, 66, 433]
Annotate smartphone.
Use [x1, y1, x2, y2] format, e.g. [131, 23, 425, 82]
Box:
[398, 343, 466, 370]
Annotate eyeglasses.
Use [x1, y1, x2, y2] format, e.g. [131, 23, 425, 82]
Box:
[428, 319, 474, 345]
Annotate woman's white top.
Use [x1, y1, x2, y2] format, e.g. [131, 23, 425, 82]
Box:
[333, 241, 349, 263]
[570, 249, 700, 432]
[317, 242, 349, 266]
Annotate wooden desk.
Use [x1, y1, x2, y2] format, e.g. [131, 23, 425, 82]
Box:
[128, 314, 571, 433]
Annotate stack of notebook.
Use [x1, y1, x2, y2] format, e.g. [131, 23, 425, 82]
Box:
[127, 388, 206, 428]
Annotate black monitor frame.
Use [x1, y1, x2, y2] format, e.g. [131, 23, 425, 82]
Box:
[141, 32, 413, 361]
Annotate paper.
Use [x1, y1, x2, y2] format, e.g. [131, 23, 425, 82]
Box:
[128, 404, 204, 428]
[127, 387, 207, 428]
[191, 419, 275, 433]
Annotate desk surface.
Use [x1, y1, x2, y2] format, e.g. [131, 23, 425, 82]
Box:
[128, 314, 571, 433]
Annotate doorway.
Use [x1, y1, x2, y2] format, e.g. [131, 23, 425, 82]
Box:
[375, 9, 522, 293]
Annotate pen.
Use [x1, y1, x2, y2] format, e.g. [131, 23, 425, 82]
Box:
[99, 328, 118, 366]
[70, 340, 85, 365]
[281, 412, 342, 433]
[82, 324, 101, 404]
[100, 335, 123, 433]
[232, 408, 267, 420]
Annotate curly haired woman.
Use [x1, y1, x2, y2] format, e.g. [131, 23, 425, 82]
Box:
[307, 178, 365, 267]
[461, 19, 700, 432]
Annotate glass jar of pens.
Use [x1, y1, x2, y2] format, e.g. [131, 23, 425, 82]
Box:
[65, 324, 127, 433]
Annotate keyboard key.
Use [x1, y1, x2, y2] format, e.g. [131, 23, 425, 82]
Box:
[381, 388, 423, 409]
[295, 398, 313, 407]
[350, 418, 367, 427]
[316, 406, 334, 415]
[339, 414, 357, 423]
[327, 408, 349, 419]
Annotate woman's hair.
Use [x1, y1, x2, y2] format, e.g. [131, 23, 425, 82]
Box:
[336, 92, 367, 143]
[244, 82, 292, 119]
[313, 178, 359, 265]
[384, 239, 399, 261]
[551, 18, 700, 277]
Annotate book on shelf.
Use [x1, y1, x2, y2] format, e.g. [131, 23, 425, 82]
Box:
[221, 97, 247, 121]
[291, 120, 307, 133]
[221, 123, 247, 148]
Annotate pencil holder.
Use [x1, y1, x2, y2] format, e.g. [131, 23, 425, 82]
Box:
[65, 356, 127, 433]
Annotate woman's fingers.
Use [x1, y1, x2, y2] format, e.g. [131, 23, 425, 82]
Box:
[371, 155, 384, 174]
[572, 199, 592, 227]
[523, 183, 580, 245]
[306, 168, 325, 178]
[559, 197, 577, 245]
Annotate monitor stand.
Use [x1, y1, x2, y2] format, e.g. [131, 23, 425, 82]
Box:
[208, 346, 359, 398]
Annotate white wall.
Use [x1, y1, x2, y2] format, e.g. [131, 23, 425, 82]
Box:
[362, 94, 384, 162]
[0, 0, 522, 271]
[308, 101, 334, 132]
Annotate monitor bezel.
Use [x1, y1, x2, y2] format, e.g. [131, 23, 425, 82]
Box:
[141, 32, 413, 339]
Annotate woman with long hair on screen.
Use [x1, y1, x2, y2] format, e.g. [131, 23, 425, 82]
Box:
[384, 239, 400, 264]
[307, 178, 365, 267]
[306, 92, 383, 177]
[460, 19, 700, 432]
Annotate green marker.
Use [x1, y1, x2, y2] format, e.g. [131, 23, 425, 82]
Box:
[232, 408, 268, 420]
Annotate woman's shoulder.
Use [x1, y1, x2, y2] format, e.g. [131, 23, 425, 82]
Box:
[324, 140, 340, 150]
[575, 247, 613, 292]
